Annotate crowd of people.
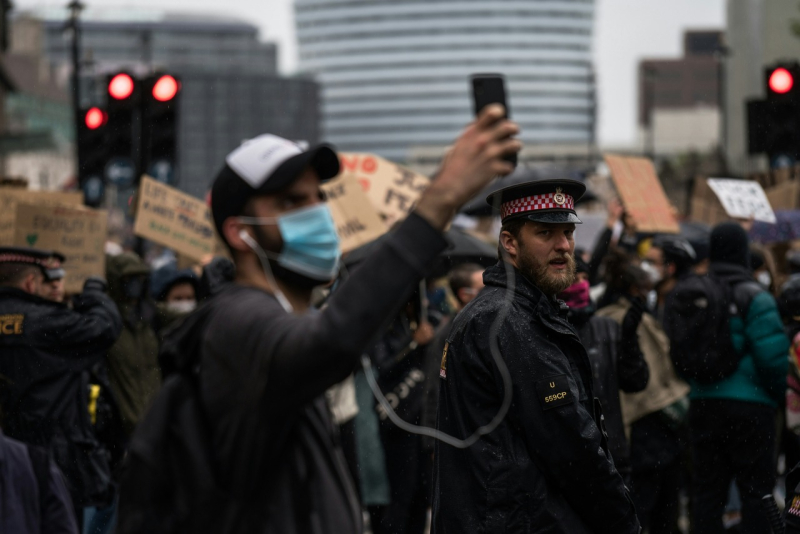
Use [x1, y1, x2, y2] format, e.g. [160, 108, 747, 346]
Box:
[1, 104, 799, 534]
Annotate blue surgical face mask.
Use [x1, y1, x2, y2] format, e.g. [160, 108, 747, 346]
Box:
[239, 203, 341, 282]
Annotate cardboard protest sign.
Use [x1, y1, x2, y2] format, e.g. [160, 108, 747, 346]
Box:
[766, 179, 800, 211]
[13, 203, 106, 294]
[689, 179, 730, 226]
[133, 176, 218, 262]
[0, 190, 83, 243]
[604, 155, 679, 234]
[321, 174, 387, 254]
[338, 153, 430, 227]
[707, 178, 777, 224]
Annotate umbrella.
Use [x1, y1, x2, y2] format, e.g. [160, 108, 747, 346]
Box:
[750, 210, 800, 244]
[429, 228, 498, 278]
[460, 165, 596, 217]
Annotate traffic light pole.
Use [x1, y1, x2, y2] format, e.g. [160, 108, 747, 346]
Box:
[68, 1, 84, 191]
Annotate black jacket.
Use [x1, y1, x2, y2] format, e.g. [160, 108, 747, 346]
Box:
[432, 262, 640, 534]
[0, 284, 122, 507]
[120, 213, 447, 533]
[572, 310, 649, 481]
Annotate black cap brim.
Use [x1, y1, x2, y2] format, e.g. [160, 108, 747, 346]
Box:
[521, 211, 582, 224]
[44, 268, 65, 281]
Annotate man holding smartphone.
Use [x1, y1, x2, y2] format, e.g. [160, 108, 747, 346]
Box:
[118, 105, 521, 533]
[433, 180, 641, 533]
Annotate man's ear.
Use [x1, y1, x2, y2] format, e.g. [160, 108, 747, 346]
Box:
[499, 230, 519, 260]
[21, 272, 38, 294]
[222, 217, 252, 253]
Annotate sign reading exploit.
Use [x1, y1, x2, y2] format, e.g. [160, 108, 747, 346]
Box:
[133, 176, 215, 261]
[13, 203, 107, 294]
[321, 174, 387, 253]
[338, 153, 430, 228]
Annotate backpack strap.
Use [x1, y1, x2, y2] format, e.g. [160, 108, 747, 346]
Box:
[26, 443, 51, 517]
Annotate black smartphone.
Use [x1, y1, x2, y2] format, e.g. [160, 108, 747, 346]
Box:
[470, 73, 517, 168]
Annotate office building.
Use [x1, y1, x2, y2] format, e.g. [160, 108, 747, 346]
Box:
[296, 0, 597, 162]
[638, 30, 723, 156]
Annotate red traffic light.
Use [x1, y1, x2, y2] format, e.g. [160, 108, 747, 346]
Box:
[108, 73, 135, 100]
[769, 68, 794, 94]
[152, 75, 179, 102]
[84, 107, 107, 129]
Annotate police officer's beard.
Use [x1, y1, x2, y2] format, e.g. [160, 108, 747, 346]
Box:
[251, 224, 331, 291]
[517, 248, 576, 296]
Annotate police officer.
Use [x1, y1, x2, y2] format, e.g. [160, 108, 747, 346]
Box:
[433, 180, 640, 533]
[0, 246, 122, 514]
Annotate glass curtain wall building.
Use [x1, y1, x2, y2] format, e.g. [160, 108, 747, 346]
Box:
[296, 0, 596, 161]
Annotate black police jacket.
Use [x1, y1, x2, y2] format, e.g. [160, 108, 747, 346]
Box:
[0, 285, 122, 507]
[432, 262, 640, 534]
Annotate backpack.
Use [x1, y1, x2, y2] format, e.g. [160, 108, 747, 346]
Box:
[664, 273, 761, 384]
[117, 303, 231, 534]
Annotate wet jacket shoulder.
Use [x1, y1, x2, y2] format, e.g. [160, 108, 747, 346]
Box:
[433, 262, 639, 534]
[0, 284, 121, 356]
[690, 262, 789, 407]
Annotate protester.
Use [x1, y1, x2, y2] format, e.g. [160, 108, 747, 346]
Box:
[446, 262, 485, 307]
[558, 258, 649, 484]
[150, 263, 199, 336]
[366, 288, 435, 534]
[433, 179, 640, 533]
[421, 263, 485, 450]
[683, 222, 788, 533]
[0, 246, 122, 519]
[751, 244, 777, 294]
[105, 252, 161, 437]
[38, 251, 66, 303]
[117, 104, 521, 533]
[597, 256, 689, 534]
[640, 234, 697, 320]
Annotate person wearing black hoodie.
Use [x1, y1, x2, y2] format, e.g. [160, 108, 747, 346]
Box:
[687, 222, 788, 533]
[558, 259, 649, 483]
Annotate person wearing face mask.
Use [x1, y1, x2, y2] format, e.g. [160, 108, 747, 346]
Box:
[105, 253, 160, 438]
[558, 259, 649, 484]
[597, 256, 690, 534]
[0, 247, 122, 523]
[640, 235, 697, 321]
[150, 264, 199, 338]
[118, 106, 521, 533]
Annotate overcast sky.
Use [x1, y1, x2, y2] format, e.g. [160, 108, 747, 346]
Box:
[15, 0, 726, 147]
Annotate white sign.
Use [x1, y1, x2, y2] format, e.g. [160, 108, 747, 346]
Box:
[707, 178, 777, 224]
